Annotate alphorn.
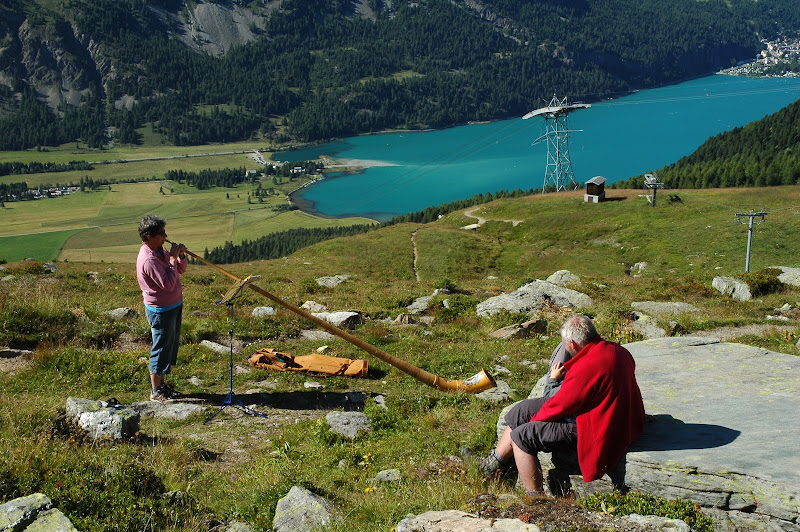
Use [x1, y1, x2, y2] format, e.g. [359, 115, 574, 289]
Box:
[168, 241, 496, 393]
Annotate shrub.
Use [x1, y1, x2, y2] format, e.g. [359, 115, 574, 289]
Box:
[582, 491, 714, 532]
[738, 267, 784, 297]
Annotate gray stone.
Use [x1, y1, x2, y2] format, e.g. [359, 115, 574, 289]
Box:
[300, 330, 336, 341]
[0, 493, 52, 531]
[326, 411, 370, 440]
[373, 395, 388, 410]
[488, 319, 547, 339]
[632, 261, 649, 273]
[273, 486, 339, 532]
[546, 269, 581, 286]
[396, 510, 539, 532]
[476, 380, 513, 404]
[407, 295, 433, 315]
[392, 313, 417, 326]
[773, 266, 800, 287]
[712, 276, 752, 301]
[311, 311, 363, 330]
[251, 306, 275, 317]
[624, 514, 690, 531]
[104, 307, 137, 320]
[476, 280, 592, 317]
[65, 397, 140, 441]
[23, 507, 78, 531]
[86, 271, 100, 282]
[630, 313, 667, 339]
[130, 401, 206, 420]
[315, 274, 351, 288]
[1, 275, 15, 282]
[630, 301, 700, 317]
[372, 469, 401, 483]
[304, 381, 324, 389]
[42, 262, 58, 273]
[200, 340, 231, 355]
[300, 300, 328, 312]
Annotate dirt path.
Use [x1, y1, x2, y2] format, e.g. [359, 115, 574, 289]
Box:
[462, 207, 524, 228]
[411, 229, 421, 282]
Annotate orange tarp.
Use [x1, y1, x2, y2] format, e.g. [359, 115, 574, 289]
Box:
[247, 348, 368, 377]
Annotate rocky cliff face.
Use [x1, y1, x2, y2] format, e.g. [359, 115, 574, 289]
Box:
[0, 1, 273, 113]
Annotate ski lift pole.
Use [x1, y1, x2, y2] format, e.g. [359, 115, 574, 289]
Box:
[734, 210, 767, 273]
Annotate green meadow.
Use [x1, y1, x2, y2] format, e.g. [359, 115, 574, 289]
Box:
[0, 143, 374, 263]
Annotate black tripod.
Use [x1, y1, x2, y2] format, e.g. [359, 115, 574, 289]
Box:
[204, 276, 267, 424]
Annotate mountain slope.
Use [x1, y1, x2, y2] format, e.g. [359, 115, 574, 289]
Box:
[1, 0, 798, 150]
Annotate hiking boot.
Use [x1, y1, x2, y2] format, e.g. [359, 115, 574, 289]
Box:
[150, 387, 170, 403]
[160, 382, 182, 399]
[479, 452, 516, 478]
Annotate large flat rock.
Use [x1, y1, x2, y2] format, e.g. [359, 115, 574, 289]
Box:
[621, 337, 800, 528]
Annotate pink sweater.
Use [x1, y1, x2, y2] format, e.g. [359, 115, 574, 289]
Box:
[136, 244, 187, 309]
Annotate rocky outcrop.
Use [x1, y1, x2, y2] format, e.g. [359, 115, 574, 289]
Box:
[773, 266, 800, 287]
[311, 311, 364, 330]
[326, 411, 370, 440]
[546, 270, 581, 287]
[65, 397, 140, 441]
[488, 319, 547, 339]
[0, 493, 78, 532]
[476, 280, 592, 317]
[711, 276, 751, 301]
[273, 486, 339, 532]
[630, 301, 699, 317]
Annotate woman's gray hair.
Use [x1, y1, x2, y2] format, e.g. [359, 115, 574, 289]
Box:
[560, 315, 598, 348]
[138, 215, 166, 242]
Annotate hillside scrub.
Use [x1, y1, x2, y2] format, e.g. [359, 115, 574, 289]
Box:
[1, 188, 799, 530]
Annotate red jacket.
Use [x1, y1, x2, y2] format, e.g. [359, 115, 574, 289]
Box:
[532, 338, 644, 482]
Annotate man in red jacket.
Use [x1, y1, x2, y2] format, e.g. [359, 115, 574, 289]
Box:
[480, 315, 645, 497]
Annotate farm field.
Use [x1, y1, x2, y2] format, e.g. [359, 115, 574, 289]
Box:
[1, 143, 374, 263]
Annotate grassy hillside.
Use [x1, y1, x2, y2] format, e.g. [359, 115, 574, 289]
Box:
[0, 186, 798, 531]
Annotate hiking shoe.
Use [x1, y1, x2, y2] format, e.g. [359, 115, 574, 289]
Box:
[160, 382, 182, 399]
[479, 452, 517, 478]
[150, 388, 170, 403]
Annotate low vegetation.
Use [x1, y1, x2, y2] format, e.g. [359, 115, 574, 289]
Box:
[0, 186, 798, 531]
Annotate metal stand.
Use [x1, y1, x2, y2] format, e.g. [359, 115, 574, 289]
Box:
[204, 276, 266, 424]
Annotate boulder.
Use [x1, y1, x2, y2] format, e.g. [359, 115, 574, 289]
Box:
[201, 340, 231, 355]
[773, 266, 800, 287]
[325, 411, 370, 440]
[311, 311, 363, 330]
[130, 401, 207, 420]
[104, 307, 137, 320]
[392, 313, 418, 326]
[301, 300, 328, 312]
[65, 397, 140, 441]
[371, 469, 401, 483]
[488, 319, 547, 339]
[712, 276, 751, 301]
[396, 510, 535, 532]
[300, 330, 336, 341]
[315, 275, 351, 288]
[42, 262, 58, 273]
[407, 295, 433, 315]
[476, 380, 513, 404]
[630, 301, 700, 317]
[273, 486, 339, 532]
[251, 306, 275, 317]
[630, 313, 667, 339]
[476, 280, 592, 317]
[546, 269, 581, 286]
[0, 493, 77, 532]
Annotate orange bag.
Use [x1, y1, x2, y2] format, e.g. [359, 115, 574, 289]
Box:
[247, 348, 368, 377]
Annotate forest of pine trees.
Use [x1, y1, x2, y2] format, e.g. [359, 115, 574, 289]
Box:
[3, 0, 798, 150]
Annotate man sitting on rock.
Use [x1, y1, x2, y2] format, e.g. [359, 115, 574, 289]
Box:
[480, 315, 645, 498]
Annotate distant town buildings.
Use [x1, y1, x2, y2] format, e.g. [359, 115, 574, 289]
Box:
[720, 36, 800, 77]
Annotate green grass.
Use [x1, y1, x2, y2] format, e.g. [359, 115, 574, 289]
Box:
[0, 185, 799, 531]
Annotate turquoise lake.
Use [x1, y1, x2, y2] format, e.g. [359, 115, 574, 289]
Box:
[277, 75, 800, 221]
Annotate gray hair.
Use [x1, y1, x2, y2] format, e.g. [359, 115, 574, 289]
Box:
[138, 215, 166, 242]
[560, 315, 598, 348]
